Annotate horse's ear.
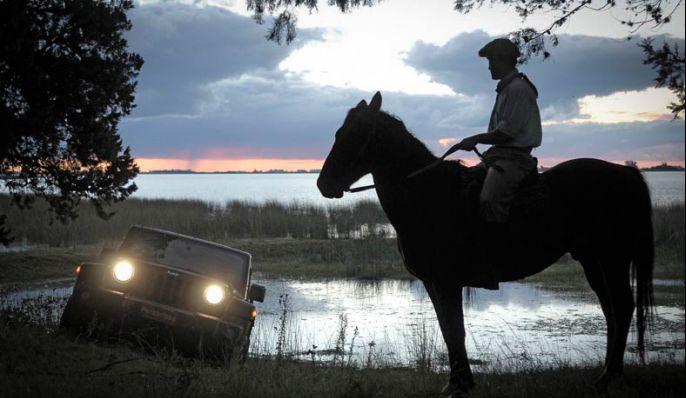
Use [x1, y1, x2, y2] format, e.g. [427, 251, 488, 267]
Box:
[369, 91, 382, 113]
[356, 100, 367, 108]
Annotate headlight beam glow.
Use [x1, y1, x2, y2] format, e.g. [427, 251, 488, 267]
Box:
[204, 284, 225, 305]
[113, 260, 134, 282]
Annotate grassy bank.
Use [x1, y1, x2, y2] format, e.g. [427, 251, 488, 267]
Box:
[1, 238, 683, 286]
[3, 240, 681, 286]
[0, 238, 407, 284]
[0, 300, 683, 398]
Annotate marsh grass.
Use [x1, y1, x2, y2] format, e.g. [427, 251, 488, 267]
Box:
[229, 237, 405, 279]
[653, 205, 685, 279]
[3, 195, 682, 260]
[0, 195, 390, 245]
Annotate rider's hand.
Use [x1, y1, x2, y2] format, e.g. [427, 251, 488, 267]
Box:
[446, 136, 479, 156]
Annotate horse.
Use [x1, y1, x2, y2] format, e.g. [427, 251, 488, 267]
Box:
[316, 92, 654, 395]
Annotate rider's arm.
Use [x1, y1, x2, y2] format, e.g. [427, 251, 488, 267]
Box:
[449, 130, 512, 153]
[467, 130, 513, 146]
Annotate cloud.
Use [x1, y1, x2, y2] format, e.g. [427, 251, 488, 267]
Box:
[537, 119, 684, 162]
[405, 31, 685, 119]
[126, 2, 321, 117]
[118, 6, 684, 168]
[122, 75, 684, 165]
[121, 72, 372, 159]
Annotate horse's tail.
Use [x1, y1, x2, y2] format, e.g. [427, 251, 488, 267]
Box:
[630, 168, 655, 363]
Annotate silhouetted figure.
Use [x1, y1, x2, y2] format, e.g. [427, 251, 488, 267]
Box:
[449, 38, 541, 287]
[317, 92, 654, 397]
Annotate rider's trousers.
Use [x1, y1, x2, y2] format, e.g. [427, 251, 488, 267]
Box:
[477, 146, 537, 223]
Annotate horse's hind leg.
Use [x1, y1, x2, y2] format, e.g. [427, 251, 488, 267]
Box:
[604, 262, 635, 378]
[580, 258, 615, 367]
[580, 257, 635, 389]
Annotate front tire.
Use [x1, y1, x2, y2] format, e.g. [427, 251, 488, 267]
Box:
[59, 296, 86, 333]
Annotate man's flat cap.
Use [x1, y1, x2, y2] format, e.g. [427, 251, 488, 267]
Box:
[478, 38, 521, 60]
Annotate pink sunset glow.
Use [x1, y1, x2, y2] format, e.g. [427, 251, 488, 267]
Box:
[135, 157, 683, 172]
[136, 158, 324, 172]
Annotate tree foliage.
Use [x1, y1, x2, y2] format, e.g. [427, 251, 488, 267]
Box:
[247, 0, 685, 118]
[0, 0, 143, 244]
[640, 38, 685, 118]
[247, 0, 379, 44]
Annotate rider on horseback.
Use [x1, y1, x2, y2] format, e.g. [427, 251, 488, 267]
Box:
[449, 38, 542, 261]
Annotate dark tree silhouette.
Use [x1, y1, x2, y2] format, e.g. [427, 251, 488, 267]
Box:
[247, 0, 379, 44]
[640, 38, 685, 118]
[246, 0, 685, 118]
[0, 0, 143, 244]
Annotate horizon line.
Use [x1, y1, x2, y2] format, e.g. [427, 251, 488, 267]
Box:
[135, 157, 686, 173]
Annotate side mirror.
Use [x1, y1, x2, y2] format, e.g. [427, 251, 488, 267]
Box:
[248, 284, 266, 303]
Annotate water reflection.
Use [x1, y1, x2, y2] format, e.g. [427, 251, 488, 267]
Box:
[2, 278, 683, 370]
[250, 279, 684, 368]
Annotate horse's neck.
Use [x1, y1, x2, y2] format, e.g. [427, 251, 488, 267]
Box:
[369, 117, 448, 226]
[369, 117, 435, 184]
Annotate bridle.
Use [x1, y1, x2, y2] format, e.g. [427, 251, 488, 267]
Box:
[344, 144, 502, 194]
[332, 110, 503, 194]
[340, 113, 379, 180]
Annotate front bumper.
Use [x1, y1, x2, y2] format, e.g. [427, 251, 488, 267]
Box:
[66, 286, 253, 357]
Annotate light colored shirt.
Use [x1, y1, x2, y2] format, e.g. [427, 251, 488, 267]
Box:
[488, 69, 542, 148]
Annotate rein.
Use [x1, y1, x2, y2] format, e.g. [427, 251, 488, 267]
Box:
[345, 147, 502, 193]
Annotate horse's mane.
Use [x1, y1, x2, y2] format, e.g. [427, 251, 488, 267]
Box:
[376, 110, 467, 177]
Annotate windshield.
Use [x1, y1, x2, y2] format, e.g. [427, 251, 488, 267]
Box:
[118, 228, 249, 294]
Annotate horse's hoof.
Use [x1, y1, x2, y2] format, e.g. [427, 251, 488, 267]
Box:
[441, 382, 458, 396]
[441, 381, 474, 397]
[594, 370, 622, 393]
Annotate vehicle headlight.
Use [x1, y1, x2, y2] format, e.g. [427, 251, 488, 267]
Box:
[113, 260, 134, 282]
[204, 284, 225, 305]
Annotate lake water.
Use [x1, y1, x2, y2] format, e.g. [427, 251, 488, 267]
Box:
[131, 172, 685, 207]
[2, 278, 683, 370]
[132, 173, 378, 207]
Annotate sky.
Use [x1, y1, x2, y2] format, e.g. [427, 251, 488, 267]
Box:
[121, 0, 685, 171]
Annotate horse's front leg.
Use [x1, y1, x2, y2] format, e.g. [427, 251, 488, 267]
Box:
[424, 280, 474, 395]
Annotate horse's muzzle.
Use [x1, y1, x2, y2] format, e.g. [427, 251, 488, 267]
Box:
[317, 175, 344, 199]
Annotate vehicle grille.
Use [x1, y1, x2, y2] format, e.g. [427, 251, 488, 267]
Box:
[134, 267, 193, 309]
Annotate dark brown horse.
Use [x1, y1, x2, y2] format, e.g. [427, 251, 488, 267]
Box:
[317, 92, 654, 395]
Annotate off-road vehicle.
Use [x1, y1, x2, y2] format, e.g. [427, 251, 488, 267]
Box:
[60, 226, 266, 359]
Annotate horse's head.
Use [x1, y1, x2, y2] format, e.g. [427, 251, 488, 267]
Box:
[317, 91, 382, 198]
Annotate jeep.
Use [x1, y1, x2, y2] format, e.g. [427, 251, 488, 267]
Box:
[60, 226, 266, 360]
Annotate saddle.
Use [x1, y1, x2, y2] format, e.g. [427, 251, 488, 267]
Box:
[463, 160, 549, 220]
